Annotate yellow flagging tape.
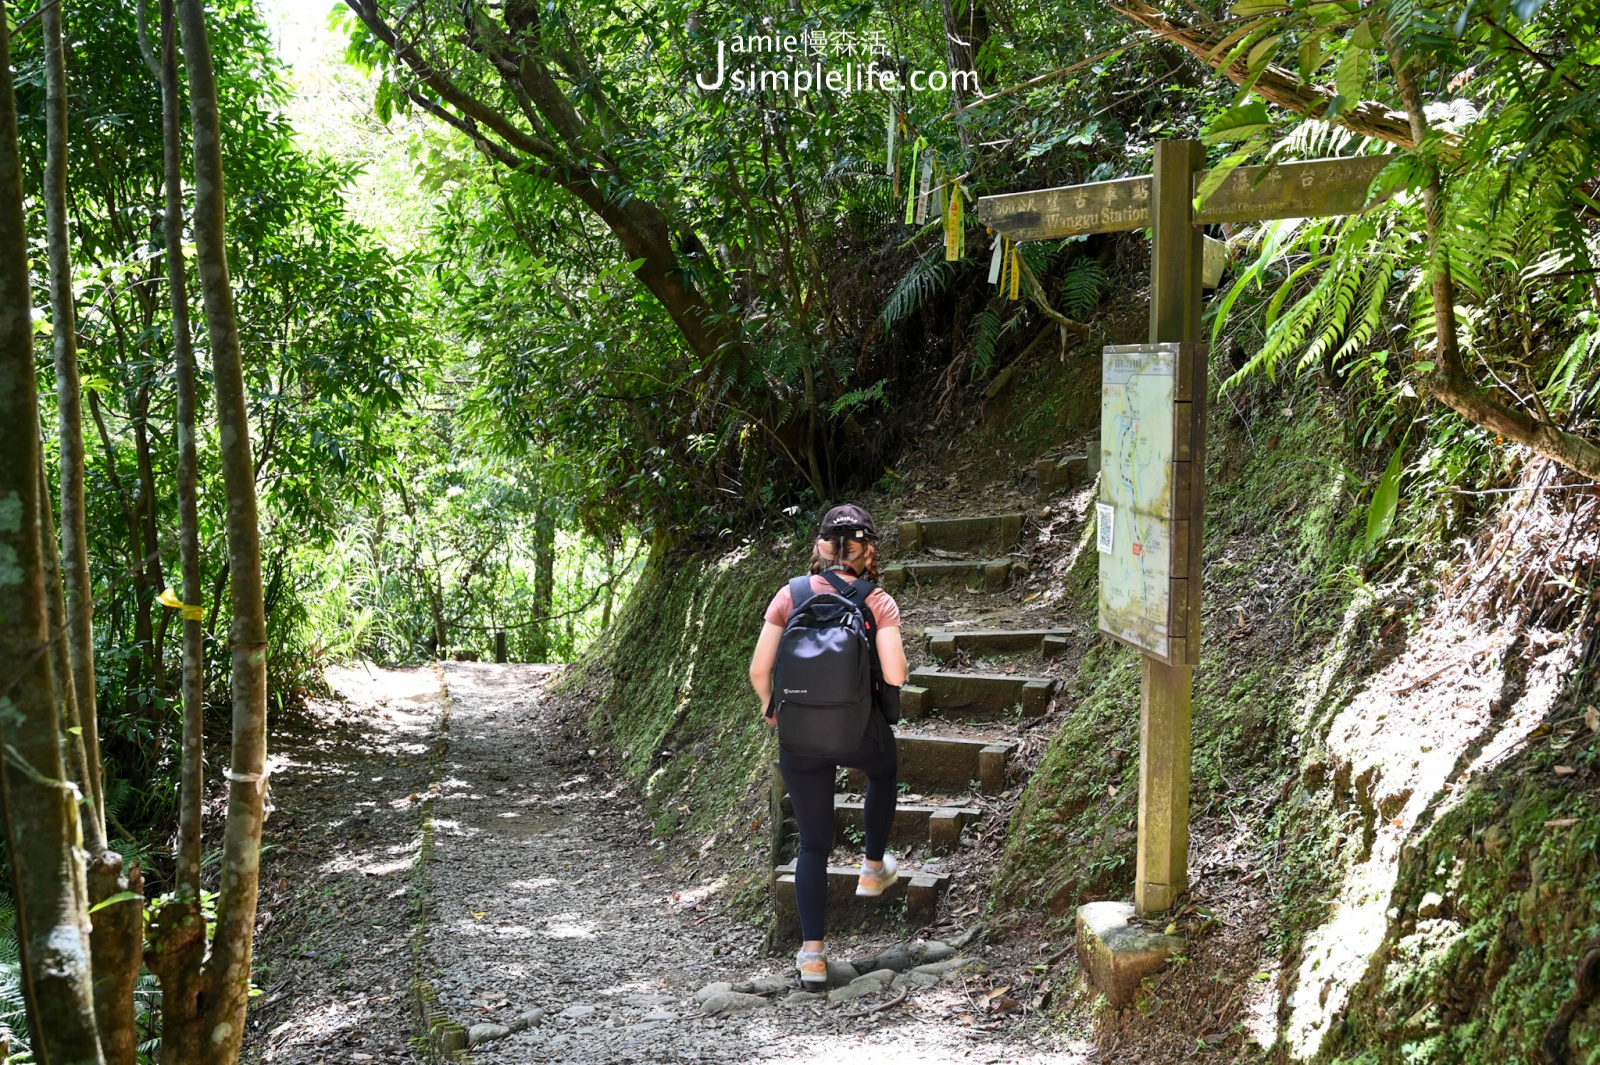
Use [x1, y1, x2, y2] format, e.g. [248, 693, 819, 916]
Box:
[158, 587, 203, 620]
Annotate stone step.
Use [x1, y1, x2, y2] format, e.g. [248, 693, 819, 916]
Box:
[833, 797, 981, 854]
[898, 513, 1025, 555]
[926, 627, 1074, 660]
[846, 731, 1015, 794]
[903, 668, 1057, 720]
[773, 861, 949, 923]
[881, 559, 1019, 593]
[1036, 453, 1089, 499]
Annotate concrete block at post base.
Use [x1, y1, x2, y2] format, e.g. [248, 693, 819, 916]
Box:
[900, 685, 929, 721]
[898, 521, 923, 552]
[1075, 901, 1184, 1007]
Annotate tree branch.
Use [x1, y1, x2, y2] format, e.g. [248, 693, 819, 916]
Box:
[1114, 0, 1417, 148]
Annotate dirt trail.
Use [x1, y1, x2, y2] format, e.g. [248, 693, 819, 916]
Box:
[245, 665, 442, 1063]
[248, 661, 1093, 1063]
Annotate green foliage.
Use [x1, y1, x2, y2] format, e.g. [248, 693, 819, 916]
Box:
[1057, 257, 1106, 320]
[1367, 442, 1405, 549]
[1202, 0, 1600, 545]
[881, 254, 953, 328]
[0, 895, 29, 1059]
[969, 305, 1021, 380]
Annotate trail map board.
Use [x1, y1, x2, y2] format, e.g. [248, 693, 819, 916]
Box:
[1095, 341, 1204, 666]
[978, 142, 1388, 917]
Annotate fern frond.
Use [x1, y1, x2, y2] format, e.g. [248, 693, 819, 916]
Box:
[1059, 257, 1106, 319]
[880, 253, 952, 327]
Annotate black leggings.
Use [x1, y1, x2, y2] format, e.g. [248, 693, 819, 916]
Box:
[779, 717, 898, 942]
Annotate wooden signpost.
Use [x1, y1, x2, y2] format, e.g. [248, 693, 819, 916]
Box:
[979, 142, 1389, 918]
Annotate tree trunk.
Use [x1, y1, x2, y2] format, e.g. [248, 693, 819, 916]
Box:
[87, 856, 144, 1065]
[132, 395, 169, 688]
[37, 450, 92, 820]
[532, 501, 555, 661]
[44, 12, 142, 1052]
[176, 0, 270, 1059]
[43, 0, 108, 852]
[601, 540, 615, 630]
[138, 0, 210, 1057]
[1115, 0, 1417, 148]
[0, 3, 105, 1058]
[940, 0, 989, 132]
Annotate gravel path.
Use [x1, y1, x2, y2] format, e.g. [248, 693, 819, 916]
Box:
[245, 661, 1091, 1063]
[428, 662, 1089, 1064]
[244, 664, 443, 1063]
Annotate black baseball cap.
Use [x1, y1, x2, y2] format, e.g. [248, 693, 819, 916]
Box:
[819, 504, 878, 541]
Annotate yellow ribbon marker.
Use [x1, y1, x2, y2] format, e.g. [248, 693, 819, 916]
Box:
[945, 181, 964, 261]
[1008, 243, 1021, 301]
[159, 587, 203, 621]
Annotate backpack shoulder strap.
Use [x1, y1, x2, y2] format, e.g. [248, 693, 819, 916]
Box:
[819, 571, 883, 673]
[819, 569, 871, 602]
[787, 575, 817, 615]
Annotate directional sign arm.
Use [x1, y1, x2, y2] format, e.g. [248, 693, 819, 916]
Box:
[977, 155, 1396, 242]
[977, 176, 1151, 241]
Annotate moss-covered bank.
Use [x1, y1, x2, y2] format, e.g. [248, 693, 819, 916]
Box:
[564, 535, 809, 911]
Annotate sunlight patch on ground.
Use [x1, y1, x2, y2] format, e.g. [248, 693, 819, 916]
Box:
[744, 1017, 1091, 1064]
[1242, 961, 1281, 1051]
[509, 877, 562, 891]
[541, 913, 598, 939]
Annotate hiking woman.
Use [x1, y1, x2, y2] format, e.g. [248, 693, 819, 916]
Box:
[748, 504, 908, 986]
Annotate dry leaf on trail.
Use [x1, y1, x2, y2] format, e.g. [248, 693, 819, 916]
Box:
[981, 986, 1011, 1004]
[1586, 706, 1599, 732]
[1554, 765, 1576, 776]
[1544, 818, 1581, 827]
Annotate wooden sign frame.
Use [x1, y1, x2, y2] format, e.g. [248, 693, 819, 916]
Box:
[977, 153, 1392, 242]
[977, 142, 1385, 916]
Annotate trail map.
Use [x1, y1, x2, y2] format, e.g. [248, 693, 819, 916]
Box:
[1098, 344, 1176, 659]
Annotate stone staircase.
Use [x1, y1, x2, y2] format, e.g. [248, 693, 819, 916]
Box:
[770, 494, 1075, 934]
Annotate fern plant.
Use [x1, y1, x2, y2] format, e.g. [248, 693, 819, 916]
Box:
[969, 305, 1025, 380]
[880, 251, 952, 328]
[0, 894, 31, 1061]
[1058, 256, 1106, 319]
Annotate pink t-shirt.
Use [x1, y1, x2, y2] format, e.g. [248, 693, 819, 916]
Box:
[764, 574, 902, 629]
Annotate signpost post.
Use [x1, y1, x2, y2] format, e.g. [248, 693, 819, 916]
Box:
[979, 143, 1388, 926]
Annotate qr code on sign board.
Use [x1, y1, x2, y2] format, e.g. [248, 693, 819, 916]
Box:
[1096, 503, 1114, 554]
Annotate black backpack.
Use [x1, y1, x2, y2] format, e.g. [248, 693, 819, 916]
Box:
[771, 571, 894, 758]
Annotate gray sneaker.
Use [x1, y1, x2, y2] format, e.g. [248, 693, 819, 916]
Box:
[796, 949, 827, 986]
